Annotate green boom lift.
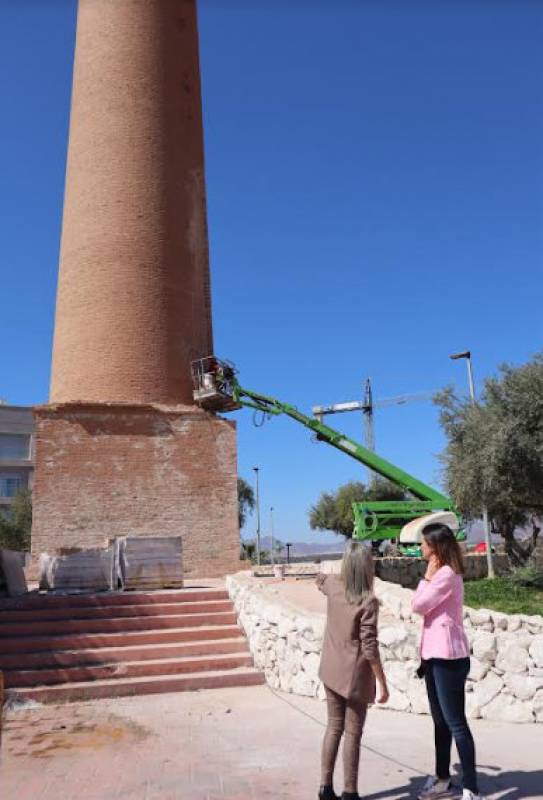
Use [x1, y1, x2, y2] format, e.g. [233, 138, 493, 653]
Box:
[191, 357, 464, 552]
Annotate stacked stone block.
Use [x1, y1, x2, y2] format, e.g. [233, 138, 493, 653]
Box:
[227, 572, 543, 723]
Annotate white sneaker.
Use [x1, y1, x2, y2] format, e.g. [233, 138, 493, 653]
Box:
[418, 776, 454, 799]
[462, 791, 486, 800]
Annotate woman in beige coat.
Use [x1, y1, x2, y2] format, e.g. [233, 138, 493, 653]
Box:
[316, 542, 389, 800]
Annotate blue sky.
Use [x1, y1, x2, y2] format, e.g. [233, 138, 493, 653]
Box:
[1, 1, 541, 544]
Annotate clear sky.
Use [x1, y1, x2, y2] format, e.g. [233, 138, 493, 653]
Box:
[1, 0, 541, 545]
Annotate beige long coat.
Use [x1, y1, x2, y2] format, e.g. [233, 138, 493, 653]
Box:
[316, 574, 379, 705]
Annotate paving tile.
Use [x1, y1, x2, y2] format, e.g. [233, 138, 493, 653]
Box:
[1, 686, 540, 800]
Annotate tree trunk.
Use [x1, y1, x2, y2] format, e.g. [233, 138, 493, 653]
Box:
[501, 516, 539, 568]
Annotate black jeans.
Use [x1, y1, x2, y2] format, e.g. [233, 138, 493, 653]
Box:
[424, 657, 478, 794]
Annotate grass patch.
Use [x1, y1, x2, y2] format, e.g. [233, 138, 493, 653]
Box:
[464, 575, 543, 616]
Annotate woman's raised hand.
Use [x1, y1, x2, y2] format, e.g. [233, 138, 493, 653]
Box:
[424, 554, 441, 581]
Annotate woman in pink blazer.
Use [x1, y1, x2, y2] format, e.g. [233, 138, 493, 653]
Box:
[316, 542, 389, 800]
[412, 523, 485, 800]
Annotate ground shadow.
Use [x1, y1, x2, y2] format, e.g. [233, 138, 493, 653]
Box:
[361, 765, 543, 800]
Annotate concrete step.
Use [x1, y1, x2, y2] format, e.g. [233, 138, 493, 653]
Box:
[0, 610, 237, 637]
[0, 624, 243, 654]
[0, 637, 248, 670]
[0, 588, 228, 612]
[0, 584, 264, 705]
[1, 599, 234, 623]
[4, 651, 255, 687]
[10, 667, 265, 703]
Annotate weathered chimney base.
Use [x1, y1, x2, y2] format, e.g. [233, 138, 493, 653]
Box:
[31, 404, 240, 580]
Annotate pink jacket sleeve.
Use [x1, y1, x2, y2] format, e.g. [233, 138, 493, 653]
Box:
[411, 567, 454, 615]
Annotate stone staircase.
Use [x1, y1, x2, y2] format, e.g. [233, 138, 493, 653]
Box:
[0, 588, 264, 703]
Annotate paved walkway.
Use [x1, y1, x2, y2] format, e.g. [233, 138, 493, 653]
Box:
[1, 686, 541, 800]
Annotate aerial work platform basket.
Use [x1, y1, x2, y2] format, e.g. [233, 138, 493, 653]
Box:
[191, 356, 241, 413]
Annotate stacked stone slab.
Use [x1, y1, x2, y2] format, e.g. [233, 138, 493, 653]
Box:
[38, 536, 184, 591]
[39, 548, 115, 592]
[31, 0, 240, 580]
[116, 536, 183, 590]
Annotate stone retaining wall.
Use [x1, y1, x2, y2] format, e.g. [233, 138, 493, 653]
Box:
[226, 573, 326, 700]
[251, 563, 320, 577]
[375, 553, 510, 588]
[250, 553, 510, 588]
[226, 572, 543, 723]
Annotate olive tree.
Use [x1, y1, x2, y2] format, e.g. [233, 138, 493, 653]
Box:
[309, 479, 406, 538]
[237, 477, 255, 529]
[435, 352, 543, 565]
[0, 488, 32, 552]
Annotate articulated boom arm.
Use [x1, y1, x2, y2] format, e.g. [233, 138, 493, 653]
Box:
[191, 357, 459, 545]
[231, 383, 449, 506]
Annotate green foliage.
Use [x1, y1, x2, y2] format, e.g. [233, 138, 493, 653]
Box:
[241, 540, 256, 562]
[509, 567, 543, 590]
[364, 479, 407, 503]
[464, 575, 543, 616]
[237, 477, 255, 529]
[269, 539, 284, 557]
[309, 479, 406, 538]
[240, 539, 282, 565]
[240, 540, 269, 564]
[0, 488, 32, 552]
[435, 352, 543, 565]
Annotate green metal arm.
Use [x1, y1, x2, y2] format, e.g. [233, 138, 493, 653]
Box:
[191, 357, 460, 546]
[231, 383, 450, 506]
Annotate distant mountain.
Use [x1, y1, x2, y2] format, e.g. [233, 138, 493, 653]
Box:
[258, 536, 345, 556]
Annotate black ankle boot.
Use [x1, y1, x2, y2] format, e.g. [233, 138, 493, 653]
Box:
[318, 786, 339, 800]
[341, 793, 361, 800]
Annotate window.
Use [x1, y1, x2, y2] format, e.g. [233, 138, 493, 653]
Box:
[0, 474, 26, 497]
[0, 434, 30, 460]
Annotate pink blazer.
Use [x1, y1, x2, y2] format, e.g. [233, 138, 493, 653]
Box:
[411, 565, 470, 660]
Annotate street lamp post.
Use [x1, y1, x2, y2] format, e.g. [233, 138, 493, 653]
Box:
[285, 542, 292, 565]
[253, 466, 261, 567]
[270, 506, 275, 566]
[449, 351, 495, 578]
[450, 350, 475, 403]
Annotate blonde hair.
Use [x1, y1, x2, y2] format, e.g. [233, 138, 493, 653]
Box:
[341, 540, 375, 604]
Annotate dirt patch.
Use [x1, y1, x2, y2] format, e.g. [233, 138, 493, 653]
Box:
[4, 710, 149, 759]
